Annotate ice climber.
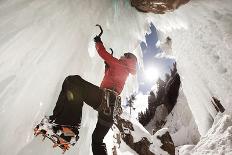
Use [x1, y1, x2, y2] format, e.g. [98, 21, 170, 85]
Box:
[34, 25, 137, 155]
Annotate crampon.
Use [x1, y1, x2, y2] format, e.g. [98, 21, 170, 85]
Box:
[34, 116, 79, 154]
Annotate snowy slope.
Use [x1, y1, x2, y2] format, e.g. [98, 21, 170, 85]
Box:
[145, 88, 200, 146]
[0, 0, 232, 154]
[179, 113, 232, 155]
[164, 88, 200, 146]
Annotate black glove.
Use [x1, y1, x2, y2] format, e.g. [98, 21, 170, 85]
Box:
[94, 35, 102, 43]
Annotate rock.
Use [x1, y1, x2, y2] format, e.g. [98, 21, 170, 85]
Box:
[134, 137, 154, 155]
[115, 116, 154, 155]
[211, 96, 225, 113]
[150, 128, 175, 155]
[130, 0, 190, 14]
[157, 131, 175, 155]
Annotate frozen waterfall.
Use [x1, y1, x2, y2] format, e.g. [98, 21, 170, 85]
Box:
[0, 0, 231, 154]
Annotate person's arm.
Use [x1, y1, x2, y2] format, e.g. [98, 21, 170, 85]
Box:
[95, 40, 119, 65]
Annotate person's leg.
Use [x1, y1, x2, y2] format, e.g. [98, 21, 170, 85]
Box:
[92, 124, 109, 155]
[92, 106, 114, 155]
[51, 75, 104, 125]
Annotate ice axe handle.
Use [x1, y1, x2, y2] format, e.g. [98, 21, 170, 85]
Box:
[109, 48, 114, 55]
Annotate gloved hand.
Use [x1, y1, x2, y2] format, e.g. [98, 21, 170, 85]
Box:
[94, 35, 102, 43]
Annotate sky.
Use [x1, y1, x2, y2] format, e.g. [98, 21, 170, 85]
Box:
[138, 23, 175, 94]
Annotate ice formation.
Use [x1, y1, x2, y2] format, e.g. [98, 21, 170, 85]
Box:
[0, 0, 232, 154]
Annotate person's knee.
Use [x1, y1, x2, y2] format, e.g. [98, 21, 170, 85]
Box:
[63, 75, 83, 101]
[65, 75, 82, 84]
[64, 75, 83, 89]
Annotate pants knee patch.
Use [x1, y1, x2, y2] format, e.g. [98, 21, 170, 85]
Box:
[66, 90, 75, 101]
[64, 75, 83, 102]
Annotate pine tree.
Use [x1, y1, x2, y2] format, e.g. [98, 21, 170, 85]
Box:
[156, 78, 165, 103]
[126, 94, 136, 115]
[170, 62, 177, 76]
[164, 73, 171, 82]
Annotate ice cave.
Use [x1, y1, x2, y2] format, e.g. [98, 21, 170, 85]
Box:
[0, 0, 231, 154]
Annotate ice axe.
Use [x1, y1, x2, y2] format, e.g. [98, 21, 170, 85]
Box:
[95, 24, 114, 56]
[96, 24, 103, 37]
[95, 25, 114, 75]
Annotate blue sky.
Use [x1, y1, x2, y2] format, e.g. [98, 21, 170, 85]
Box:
[138, 23, 175, 94]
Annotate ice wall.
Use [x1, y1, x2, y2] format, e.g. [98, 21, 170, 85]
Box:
[149, 0, 232, 135]
[164, 89, 200, 146]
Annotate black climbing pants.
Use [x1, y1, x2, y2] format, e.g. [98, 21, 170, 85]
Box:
[51, 75, 115, 155]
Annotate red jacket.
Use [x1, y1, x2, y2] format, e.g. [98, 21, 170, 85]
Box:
[95, 42, 136, 94]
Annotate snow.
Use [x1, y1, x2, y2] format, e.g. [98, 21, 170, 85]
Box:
[150, 128, 170, 155]
[121, 112, 151, 143]
[178, 113, 232, 155]
[104, 126, 139, 155]
[0, 0, 232, 154]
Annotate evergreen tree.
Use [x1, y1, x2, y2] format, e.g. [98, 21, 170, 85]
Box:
[156, 78, 165, 102]
[164, 73, 171, 82]
[126, 94, 136, 115]
[170, 62, 177, 76]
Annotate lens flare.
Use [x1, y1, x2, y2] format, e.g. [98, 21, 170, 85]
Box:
[144, 67, 160, 82]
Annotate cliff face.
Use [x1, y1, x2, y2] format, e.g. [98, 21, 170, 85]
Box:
[130, 0, 190, 14]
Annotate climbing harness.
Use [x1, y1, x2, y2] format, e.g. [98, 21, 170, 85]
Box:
[101, 89, 122, 120]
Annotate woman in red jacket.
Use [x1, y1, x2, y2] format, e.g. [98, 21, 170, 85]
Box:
[43, 35, 137, 154]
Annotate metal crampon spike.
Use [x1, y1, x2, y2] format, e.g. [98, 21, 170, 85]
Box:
[61, 144, 70, 154]
[53, 143, 58, 148]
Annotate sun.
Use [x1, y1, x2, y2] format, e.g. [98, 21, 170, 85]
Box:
[144, 67, 160, 82]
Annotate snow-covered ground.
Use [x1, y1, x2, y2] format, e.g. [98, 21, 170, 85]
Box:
[146, 88, 200, 146]
[0, 0, 232, 154]
[178, 113, 232, 155]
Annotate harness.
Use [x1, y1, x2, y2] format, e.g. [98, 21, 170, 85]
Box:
[101, 88, 122, 120]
